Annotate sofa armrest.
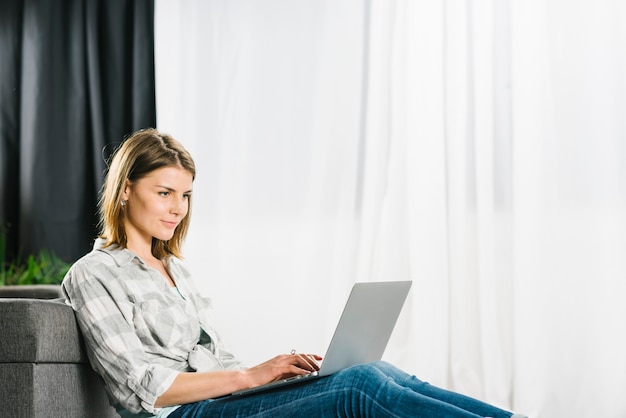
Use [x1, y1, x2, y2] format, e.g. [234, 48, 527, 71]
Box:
[0, 284, 64, 299]
[0, 298, 86, 363]
[0, 297, 119, 417]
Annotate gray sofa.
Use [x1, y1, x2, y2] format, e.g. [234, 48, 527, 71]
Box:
[0, 285, 119, 417]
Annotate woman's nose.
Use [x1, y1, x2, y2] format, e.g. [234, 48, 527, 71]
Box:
[171, 196, 187, 215]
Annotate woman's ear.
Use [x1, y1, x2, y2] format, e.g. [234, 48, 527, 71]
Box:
[122, 179, 132, 201]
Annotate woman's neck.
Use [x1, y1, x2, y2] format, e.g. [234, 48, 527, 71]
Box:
[125, 234, 156, 263]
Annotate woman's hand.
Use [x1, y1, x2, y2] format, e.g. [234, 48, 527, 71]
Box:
[155, 352, 323, 407]
[242, 352, 323, 389]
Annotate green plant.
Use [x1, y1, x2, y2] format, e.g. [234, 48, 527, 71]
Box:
[0, 224, 71, 286]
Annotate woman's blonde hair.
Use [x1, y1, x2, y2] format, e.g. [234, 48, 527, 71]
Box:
[98, 128, 196, 259]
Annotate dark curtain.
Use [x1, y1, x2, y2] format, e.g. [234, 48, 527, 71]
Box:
[0, 0, 156, 262]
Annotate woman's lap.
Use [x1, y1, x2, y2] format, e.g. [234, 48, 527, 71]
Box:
[168, 362, 513, 418]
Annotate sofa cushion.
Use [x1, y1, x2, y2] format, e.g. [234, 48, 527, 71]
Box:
[0, 298, 87, 363]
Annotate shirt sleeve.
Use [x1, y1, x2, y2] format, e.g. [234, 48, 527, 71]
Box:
[62, 260, 179, 414]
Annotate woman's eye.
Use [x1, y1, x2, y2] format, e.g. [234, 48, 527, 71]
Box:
[183, 193, 191, 199]
[159, 191, 169, 196]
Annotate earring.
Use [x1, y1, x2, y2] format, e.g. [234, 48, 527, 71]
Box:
[121, 200, 127, 207]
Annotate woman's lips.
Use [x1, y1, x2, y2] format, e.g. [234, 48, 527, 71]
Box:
[162, 220, 178, 229]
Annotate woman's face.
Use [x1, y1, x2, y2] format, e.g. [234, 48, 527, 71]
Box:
[122, 165, 193, 249]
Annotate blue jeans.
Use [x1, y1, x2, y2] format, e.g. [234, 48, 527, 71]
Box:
[168, 361, 513, 417]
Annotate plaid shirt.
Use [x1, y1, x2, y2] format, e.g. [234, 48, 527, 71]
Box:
[62, 239, 244, 414]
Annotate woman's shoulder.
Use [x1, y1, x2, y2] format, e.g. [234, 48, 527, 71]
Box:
[69, 247, 118, 273]
[63, 244, 142, 306]
[65, 242, 134, 287]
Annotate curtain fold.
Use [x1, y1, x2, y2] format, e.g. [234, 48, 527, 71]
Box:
[0, 0, 156, 262]
[0, 0, 24, 260]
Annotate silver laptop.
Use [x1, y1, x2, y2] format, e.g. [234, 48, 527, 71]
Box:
[228, 280, 412, 397]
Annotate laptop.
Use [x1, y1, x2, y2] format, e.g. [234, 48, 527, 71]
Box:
[228, 280, 412, 397]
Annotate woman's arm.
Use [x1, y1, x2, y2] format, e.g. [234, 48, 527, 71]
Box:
[155, 353, 322, 407]
[65, 253, 320, 410]
[63, 260, 182, 413]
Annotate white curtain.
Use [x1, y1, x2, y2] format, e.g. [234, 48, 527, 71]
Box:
[155, 1, 626, 417]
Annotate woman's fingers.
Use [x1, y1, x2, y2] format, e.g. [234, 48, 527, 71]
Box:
[292, 353, 322, 372]
[275, 352, 321, 376]
[247, 352, 324, 387]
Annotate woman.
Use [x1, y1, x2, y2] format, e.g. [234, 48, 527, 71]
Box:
[62, 128, 526, 418]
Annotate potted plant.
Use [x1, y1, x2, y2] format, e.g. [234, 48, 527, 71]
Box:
[0, 223, 71, 298]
